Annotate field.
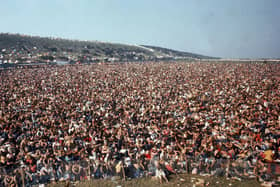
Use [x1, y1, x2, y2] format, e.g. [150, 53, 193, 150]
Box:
[49, 174, 262, 187]
[1, 62, 279, 187]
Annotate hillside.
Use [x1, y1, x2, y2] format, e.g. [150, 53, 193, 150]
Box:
[0, 33, 216, 64]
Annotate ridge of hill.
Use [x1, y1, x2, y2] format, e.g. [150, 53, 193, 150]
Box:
[141, 45, 216, 59]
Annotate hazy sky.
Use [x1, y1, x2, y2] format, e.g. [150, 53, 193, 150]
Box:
[1, 0, 280, 58]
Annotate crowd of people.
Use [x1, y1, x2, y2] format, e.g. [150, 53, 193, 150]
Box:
[0, 62, 279, 186]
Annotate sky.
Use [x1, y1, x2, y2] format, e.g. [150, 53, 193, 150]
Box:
[0, 0, 280, 58]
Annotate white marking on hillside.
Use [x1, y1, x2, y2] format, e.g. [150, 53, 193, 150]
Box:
[133, 45, 154, 52]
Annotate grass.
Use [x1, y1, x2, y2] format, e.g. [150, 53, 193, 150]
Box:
[48, 174, 262, 187]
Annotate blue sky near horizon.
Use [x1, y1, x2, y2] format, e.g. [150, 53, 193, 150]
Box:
[0, 0, 279, 58]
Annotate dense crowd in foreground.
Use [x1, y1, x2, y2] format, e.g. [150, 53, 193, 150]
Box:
[0, 62, 279, 186]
